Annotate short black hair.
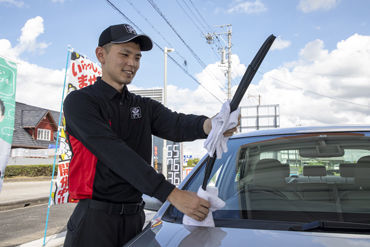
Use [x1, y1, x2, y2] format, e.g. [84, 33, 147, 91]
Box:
[103, 39, 141, 53]
[0, 98, 4, 117]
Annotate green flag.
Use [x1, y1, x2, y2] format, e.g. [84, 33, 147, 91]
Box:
[0, 56, 17, 191]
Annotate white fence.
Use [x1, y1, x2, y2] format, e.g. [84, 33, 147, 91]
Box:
[8, 148, 57, 166]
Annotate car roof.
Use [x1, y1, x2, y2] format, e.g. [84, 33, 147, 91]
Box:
[231, 125, 370, 139]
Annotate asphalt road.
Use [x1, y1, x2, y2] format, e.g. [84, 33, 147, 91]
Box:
[0, 179, 157, 246]
[0, 202, 76, 247]
[0, 201, 157, 247]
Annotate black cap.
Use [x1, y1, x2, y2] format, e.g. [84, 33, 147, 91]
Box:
[98, 24, 153, 51]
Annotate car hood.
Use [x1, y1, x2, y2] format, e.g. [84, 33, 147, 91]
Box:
[127, 220, 370, 247]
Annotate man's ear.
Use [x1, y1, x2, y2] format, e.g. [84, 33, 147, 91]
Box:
[95, 46, 105, 64]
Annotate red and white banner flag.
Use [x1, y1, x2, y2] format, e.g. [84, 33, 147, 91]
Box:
[53, 51, 101, 204]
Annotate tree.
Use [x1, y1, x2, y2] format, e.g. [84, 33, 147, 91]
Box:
[185, 158, 200, 168]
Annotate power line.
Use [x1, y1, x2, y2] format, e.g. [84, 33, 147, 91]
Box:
[188, 0, 214, 32]
[105, 0, 142, 34]
[182, 0, 226, 57]
[124, 0, 224, 92]
[125, 0, 188, 67]
[177, 0, 206, 36]
[187, 0, 224, 49]
[176, 0, 220, 60]
[182, 0, 210, 34]
[147, 0, 208, 67]
[105, 0, 223, 103]
[167, 53, 224, 103]
[146, 0, 227, 92]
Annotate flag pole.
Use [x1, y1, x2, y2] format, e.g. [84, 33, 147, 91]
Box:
[43, 46, 72, 246]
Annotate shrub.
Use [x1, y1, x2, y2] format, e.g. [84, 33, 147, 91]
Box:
[4, 164, 57, 177]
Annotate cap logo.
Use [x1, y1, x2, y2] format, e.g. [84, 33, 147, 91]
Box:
[123, 24, 137, 35]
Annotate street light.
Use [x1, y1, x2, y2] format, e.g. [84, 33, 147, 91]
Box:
[163, 47, 174, 179]
[164, 47, 175, 107]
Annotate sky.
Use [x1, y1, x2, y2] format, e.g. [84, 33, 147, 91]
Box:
[1, 0, 370, 158]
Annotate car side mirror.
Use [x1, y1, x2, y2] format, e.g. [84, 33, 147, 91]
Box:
[142, 194, 163, 211]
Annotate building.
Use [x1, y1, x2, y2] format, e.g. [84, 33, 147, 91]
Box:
[12, 102, 59, 149]
[8, 102, 60, 165]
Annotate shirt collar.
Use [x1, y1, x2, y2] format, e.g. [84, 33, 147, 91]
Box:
[95, 77, 128, 101]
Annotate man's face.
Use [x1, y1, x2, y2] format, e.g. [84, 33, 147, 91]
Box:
[98, 42, 142, 90]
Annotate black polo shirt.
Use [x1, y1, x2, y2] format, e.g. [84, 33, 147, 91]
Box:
[63, 77, 208, 203]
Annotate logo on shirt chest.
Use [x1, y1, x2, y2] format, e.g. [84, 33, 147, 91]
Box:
[130, 106, 142, 119]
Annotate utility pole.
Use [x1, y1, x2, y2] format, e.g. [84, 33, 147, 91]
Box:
[226, 25, 232, 100]
[163, 47, 174, 179]
[206, 24, 232, 100]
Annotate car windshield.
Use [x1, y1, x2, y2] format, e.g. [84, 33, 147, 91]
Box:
[163, 131, 370, 229]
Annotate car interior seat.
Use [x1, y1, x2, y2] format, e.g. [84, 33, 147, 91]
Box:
[303, 165, 327, 183]
[253, 159, 290, 187]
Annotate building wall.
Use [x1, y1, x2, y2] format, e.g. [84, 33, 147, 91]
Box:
[36, 114, 56, 141]
[153, 136, 163, 174]
[8, 157, 54, 165]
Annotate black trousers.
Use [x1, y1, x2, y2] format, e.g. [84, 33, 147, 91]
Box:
[64, 199, 145, 247]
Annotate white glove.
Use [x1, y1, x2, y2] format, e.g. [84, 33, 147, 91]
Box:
[182, 186, 225, 227]
[204, 100, 240, 159]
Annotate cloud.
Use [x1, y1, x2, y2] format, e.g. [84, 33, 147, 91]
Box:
[0, 16, 49, 60]
[0, 39, 18, 59]
[163, 55, 248, 158]
[0, 0, 24, 7]
[252, 33, 370, 127]
[271, 37, 291, 51]
[16, 61, 65, 110]
[298, 0, 338, 13]
[227, 0, 267, 14]
[16, 16, 50, 55]
[299, 39, 328, 62]
[3, 18, 370, 160]
[162, 34, 370, 158]
[0, 16, 61, 110]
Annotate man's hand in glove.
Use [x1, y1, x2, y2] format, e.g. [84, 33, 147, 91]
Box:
[167, 187, 211, 221]
[203, 113, 240, 136]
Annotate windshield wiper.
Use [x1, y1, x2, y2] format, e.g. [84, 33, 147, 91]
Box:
[289, 220, 370, 233]
[201, 34, 276, 190]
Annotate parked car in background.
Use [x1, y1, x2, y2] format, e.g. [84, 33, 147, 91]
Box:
[127, 125, 370, 246]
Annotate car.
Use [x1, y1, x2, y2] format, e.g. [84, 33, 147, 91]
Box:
[126, 125, 370, 246]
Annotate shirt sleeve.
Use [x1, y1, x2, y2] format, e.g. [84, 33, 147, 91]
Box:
[63, 90, 175, 202]
[149, 99, 208, 142]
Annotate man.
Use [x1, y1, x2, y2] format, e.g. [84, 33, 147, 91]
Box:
[64, 24, 238, 246]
